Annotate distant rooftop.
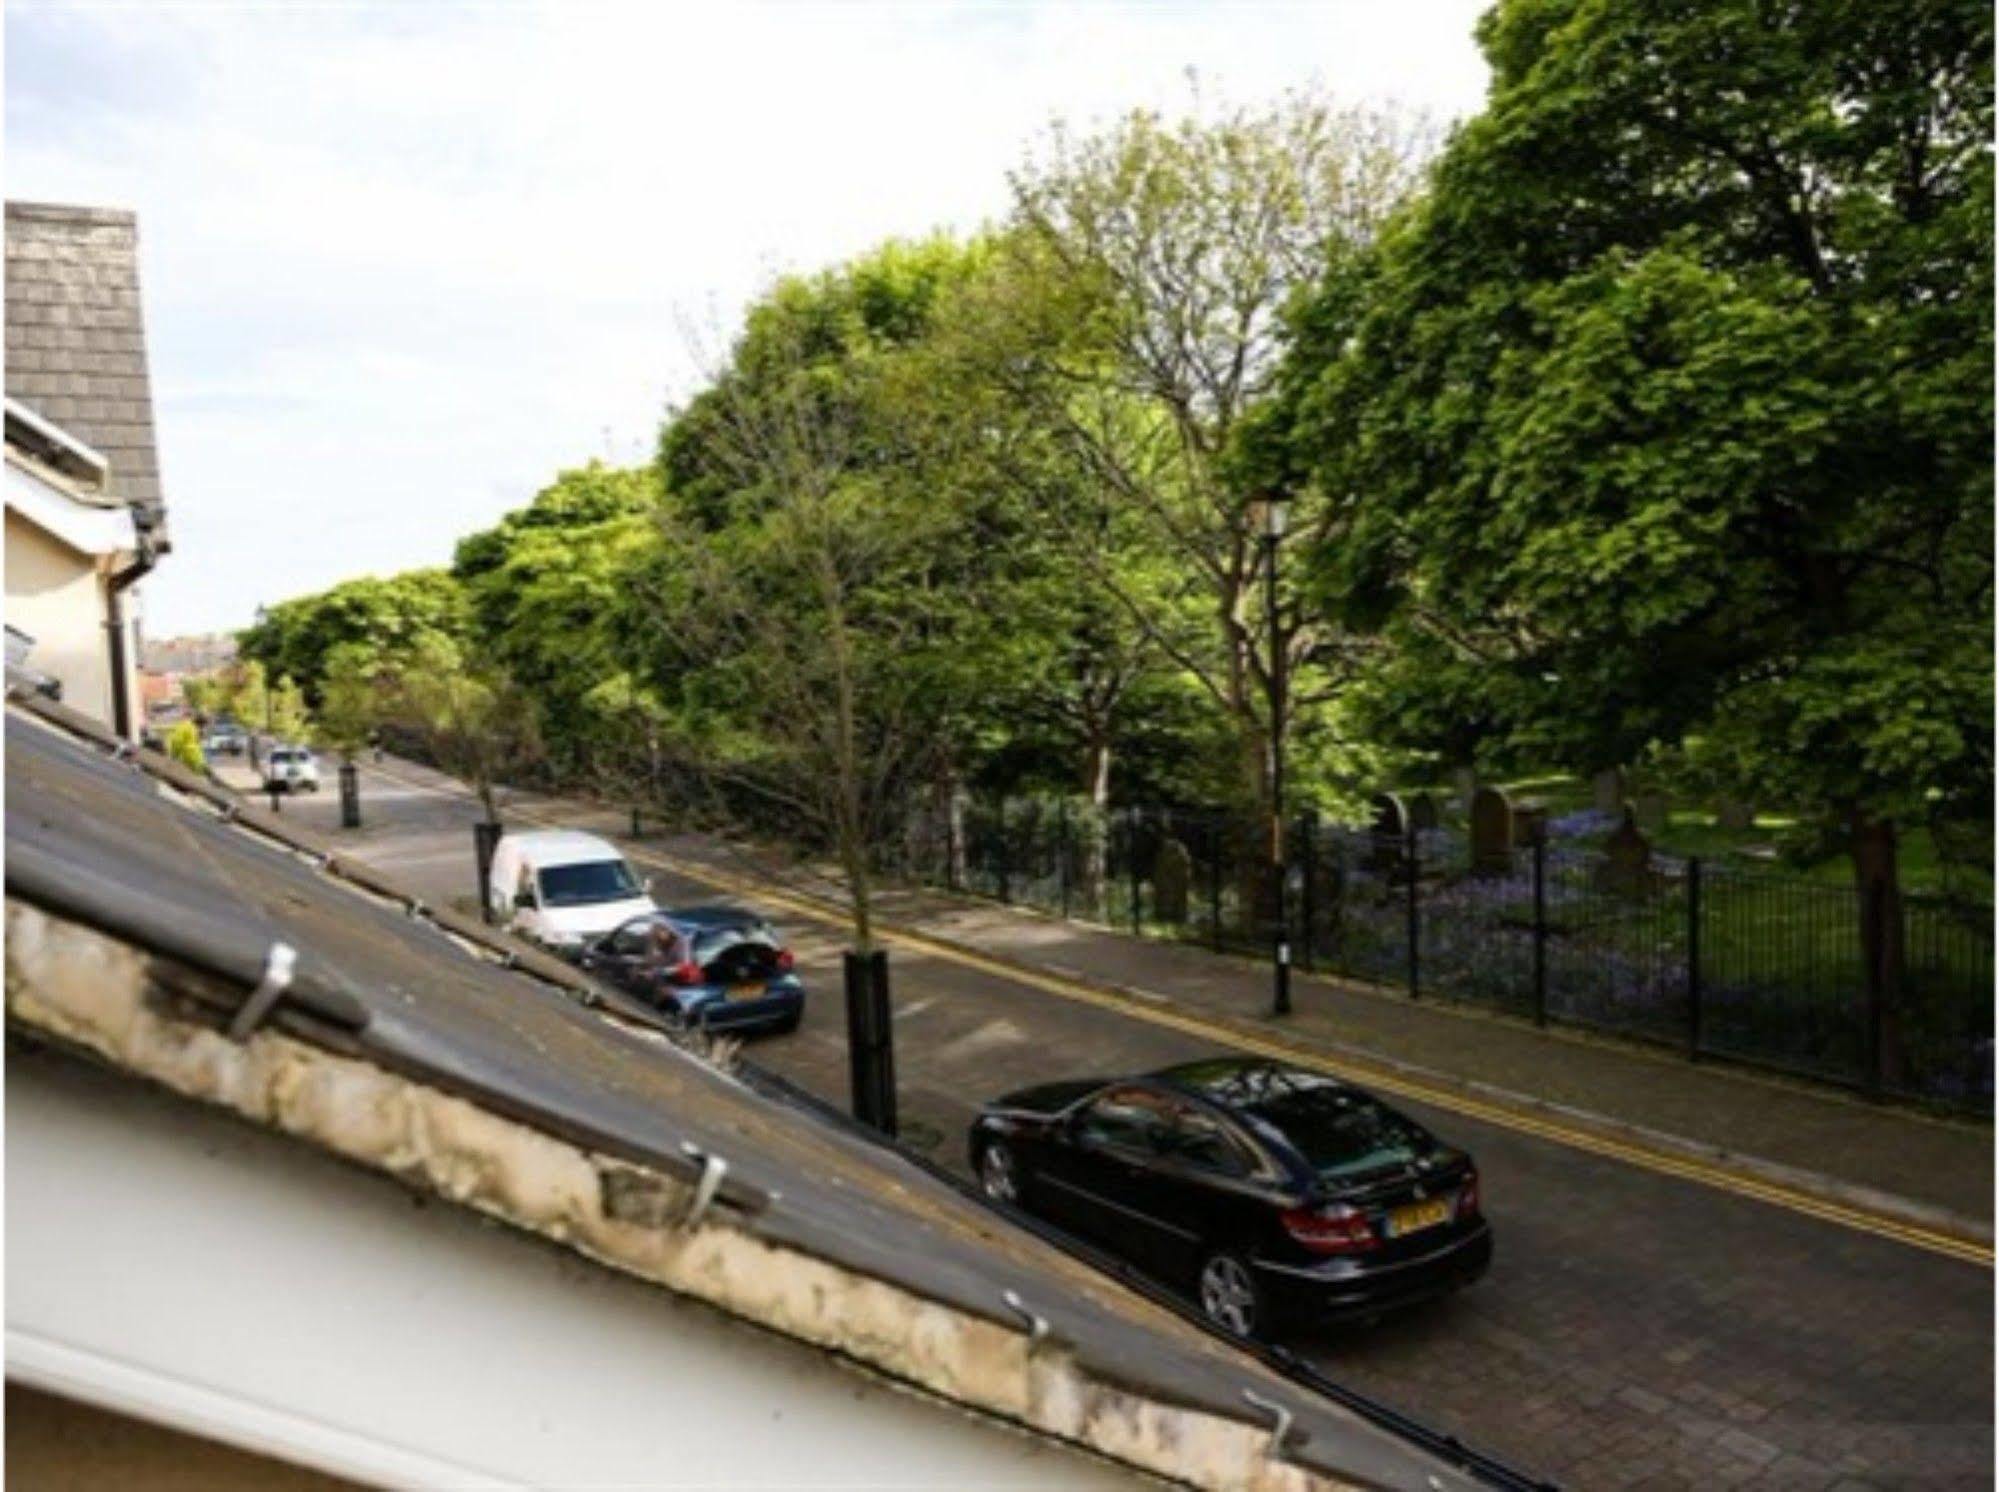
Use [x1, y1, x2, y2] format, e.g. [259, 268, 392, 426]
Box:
[5, 200, 169, 547]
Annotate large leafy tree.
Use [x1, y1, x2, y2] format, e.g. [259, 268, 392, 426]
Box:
[452, 462, 665, 780]
[237, 569, 471, 704]
[1276, 0, 1992, 1059]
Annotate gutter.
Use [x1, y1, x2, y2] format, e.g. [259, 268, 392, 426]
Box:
[104, 519, 159, 741]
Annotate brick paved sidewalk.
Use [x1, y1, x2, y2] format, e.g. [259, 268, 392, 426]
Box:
[649, 829, 1993, 1233]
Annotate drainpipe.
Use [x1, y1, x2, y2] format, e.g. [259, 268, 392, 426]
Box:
[104, 524, 158, 741]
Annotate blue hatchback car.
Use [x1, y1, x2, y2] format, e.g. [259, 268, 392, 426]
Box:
[578, 905, 805, 1036]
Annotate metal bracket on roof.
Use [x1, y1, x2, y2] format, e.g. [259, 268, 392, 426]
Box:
[110, 740, 136, 764]
[219, 802, 240, 823]
[676, 1141, 729, 1229]
[227, 942, 298, 1042]
[1001, 1289, 1052, 1349]
[1241, 1390, 1295, 1462]
[406, 900, 427, 920]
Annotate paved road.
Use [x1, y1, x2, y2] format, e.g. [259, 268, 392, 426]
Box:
[271, 761, 1994, 1489]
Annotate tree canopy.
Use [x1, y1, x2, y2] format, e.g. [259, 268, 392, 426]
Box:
[1271, 0, 1993, 883]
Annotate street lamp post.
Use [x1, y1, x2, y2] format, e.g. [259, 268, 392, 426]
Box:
[1254, 496, 1292, 1017]
[253, 603, 279, 812]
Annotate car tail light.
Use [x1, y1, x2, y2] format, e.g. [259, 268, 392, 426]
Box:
[776, 949, 795, 973]
[668, 960, 704, 986]
[1458, 1171, 1481, 1219]
[1280, 1202, 1378, 1255]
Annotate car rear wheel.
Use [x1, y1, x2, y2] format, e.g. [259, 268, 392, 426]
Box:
[979, 1140, 1020, 1206]
[1197, 1250, 1263, 1338]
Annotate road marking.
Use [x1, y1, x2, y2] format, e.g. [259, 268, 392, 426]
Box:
[366, 761, 1996, 1269]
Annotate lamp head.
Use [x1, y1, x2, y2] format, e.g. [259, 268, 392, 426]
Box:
[1250, 494, 1291, 539]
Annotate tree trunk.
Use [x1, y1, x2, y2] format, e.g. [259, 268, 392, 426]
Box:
[1235, 726, 1278, 938]
[935, 758, 968, 889]
[1077, 731, 1112, 915]
[1850, 811, 1907, 1089]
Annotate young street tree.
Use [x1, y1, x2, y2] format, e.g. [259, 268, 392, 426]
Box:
[652, 268, 959, 951]
[999, 90, 1432, 903]
[1274, 0, 1993, 1060]
[383, 634, 542, 827]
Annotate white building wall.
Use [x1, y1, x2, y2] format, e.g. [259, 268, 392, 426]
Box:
[4, 506, 114, 726]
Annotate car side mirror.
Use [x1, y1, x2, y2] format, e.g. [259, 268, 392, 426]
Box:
[513, 890, 535, 911]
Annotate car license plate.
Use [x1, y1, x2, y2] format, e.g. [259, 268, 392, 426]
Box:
[728, 982, 766, 1002]
[1388, 1198, 1451, 1237]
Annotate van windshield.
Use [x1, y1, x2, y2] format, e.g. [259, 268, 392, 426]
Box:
[538, 859, 642, 908]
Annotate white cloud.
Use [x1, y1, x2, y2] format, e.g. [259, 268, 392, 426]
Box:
[6, 0, 1489, 636]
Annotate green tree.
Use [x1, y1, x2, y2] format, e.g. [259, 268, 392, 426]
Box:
[1000, 90, 1430, 901]
[313, 642, 389, 761]
[268, 674, 311, 745]
[452, 462, 665, 780]
[238, 570, 470, 703]
[162, 719, 206, 775]
[1275, 0, 1993, 1048]
[381, 635, 540, 825]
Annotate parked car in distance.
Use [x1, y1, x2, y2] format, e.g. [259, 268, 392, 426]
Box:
[486, 829, 655, 957]
[968, 1057, 1490, 1339]
[577, 906, 805, 1036]
[261, 745, 320, 794]
[203, 723, 248, 757]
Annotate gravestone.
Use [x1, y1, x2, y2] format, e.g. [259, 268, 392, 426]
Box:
[1592, 768, 1626, 816]
[1407, 792, 1440, 833]
[1469, 786, 1514, 875]
[1716, 800, 1754, 832]
[1152, 836, 1192, 923]
[1595, 807, 1656, 898]
[1369, 792, 1409, 874]
[1634, 790, 1669, 835]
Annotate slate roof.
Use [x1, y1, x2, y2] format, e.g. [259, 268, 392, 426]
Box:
[5, 200, 169, 547]
[1, 685, 1532, 1492]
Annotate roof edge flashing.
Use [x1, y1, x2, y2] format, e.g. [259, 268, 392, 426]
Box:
[3, 900, 1335, 1492]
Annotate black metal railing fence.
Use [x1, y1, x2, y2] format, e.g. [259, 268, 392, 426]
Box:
[905, 799, 1994, 1113]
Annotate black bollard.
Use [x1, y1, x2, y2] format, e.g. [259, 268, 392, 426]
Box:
[339, 760, 361, 829]
[473, 820, 505, 925]
[843, 949, 897, 1137]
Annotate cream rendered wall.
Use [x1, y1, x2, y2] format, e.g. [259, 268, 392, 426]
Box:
[5, 507, 113, 726]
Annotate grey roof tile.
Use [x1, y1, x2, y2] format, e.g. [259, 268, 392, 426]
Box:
[5, 200, 169, 539]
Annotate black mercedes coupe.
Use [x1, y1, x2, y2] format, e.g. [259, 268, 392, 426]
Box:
[968, 1057, 1491, 1338]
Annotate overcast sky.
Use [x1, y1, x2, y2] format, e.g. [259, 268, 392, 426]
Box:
[6, 1, 1491, 638]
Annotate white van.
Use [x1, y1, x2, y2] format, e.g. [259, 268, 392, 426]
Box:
[262, 745, 321, 793]
[486, 830, 655, 956]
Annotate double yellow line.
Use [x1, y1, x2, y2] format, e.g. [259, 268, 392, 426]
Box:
[379, 763, 1998, 1269]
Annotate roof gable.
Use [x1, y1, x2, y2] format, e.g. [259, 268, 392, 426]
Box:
[5, 200, 168, 545]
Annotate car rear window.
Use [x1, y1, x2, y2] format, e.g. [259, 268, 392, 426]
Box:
[1237, 1076, 1434, 1180]
[538, 859, 641, 907]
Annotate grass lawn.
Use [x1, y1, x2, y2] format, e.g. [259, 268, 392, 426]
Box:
[1389, 773, 1989, 902]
